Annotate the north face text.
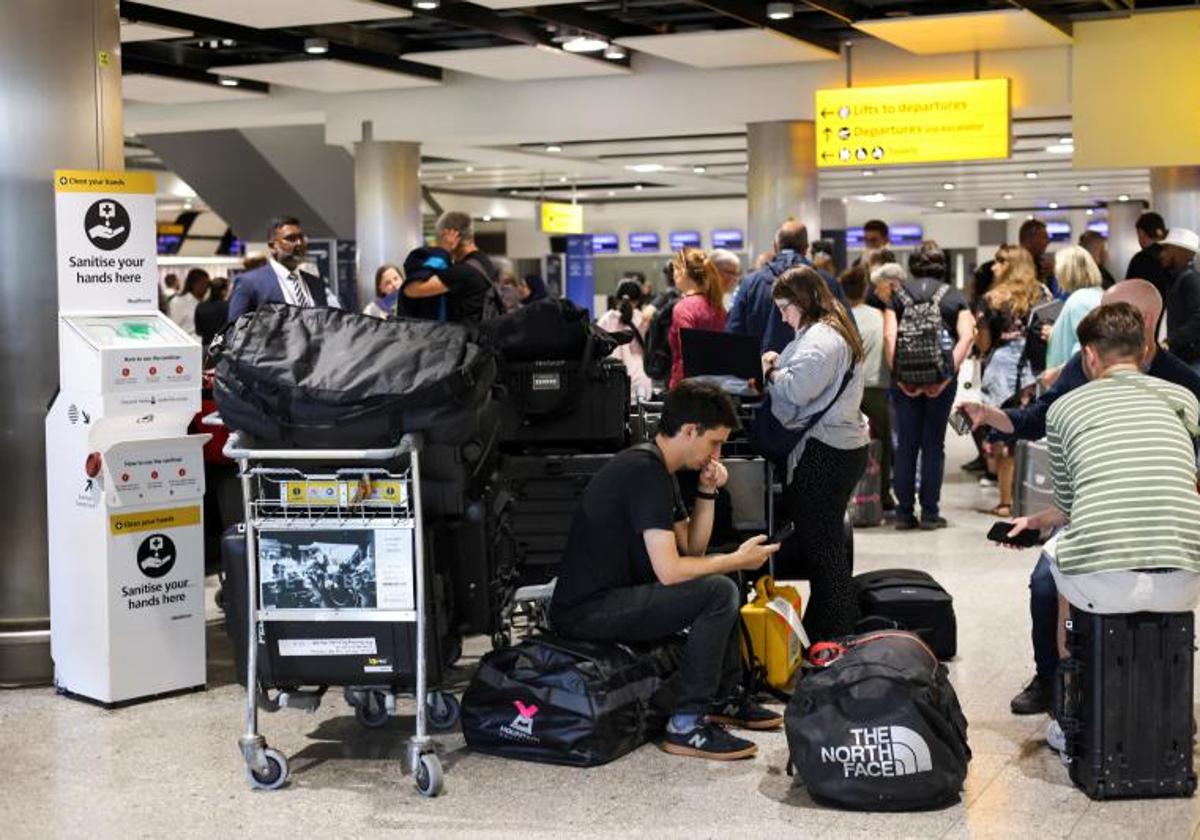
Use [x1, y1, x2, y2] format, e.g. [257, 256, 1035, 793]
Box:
[819, 726, 933, 778]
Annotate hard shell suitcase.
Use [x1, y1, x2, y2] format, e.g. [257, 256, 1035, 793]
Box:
[461, 633, 682, 767]
[1057, 608, 1196, 800]
[848, 439, 883, 528]
[498, 358, 630, 452]
[504, 454, 612, 585]
[853, 569, 957, 660]
[221, 524, 460, 690]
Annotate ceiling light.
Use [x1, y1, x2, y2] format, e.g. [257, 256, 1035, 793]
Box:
[857, 192, 887, 203]
[935, 200, 946, 208]
[414, 0, 441, 9]
[562, 36, 608, 53]
[1077, 184, 1089, 192]
[465, 166, 475, 173]
[862, 169, 875, 177]
[1045, 143, 1073, 154]
[634, 184, 644, 191]
[984, 208, 994, 215]
[1003, 192, 1014, 200]
[604, 44, 627, 60]
[626, 163, 665, 173]
[221, 38, 235, 47]
[993, 211, 1011, 220]
[607, 190, 616, 197]
[445, 175, 454, 181]
[1118, 194, 1130, 202]
[482, 215, 492, 222]
[766, 2, 795, 20]
[1059, 136, 1074, 145]
[1086, 209, 1095, 216]
[509, 189, 519, 196]
[217, 76, 238, 87]
[942, 182, 955, 191]
[545, 143, 562, 153]
[1025, 171, 1039, 179]
[1048, 202, 1059, 209]
[559, 176, 568, 183]
[692, 165, 707, 174]
[304, 38, 329, 55]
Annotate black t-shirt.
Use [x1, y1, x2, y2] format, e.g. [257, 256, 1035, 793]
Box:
[550, 446, 689, 612]
[1127, 244, 1171, 301]
[890, 277, 969, 335]
[441, 250, 497, 325]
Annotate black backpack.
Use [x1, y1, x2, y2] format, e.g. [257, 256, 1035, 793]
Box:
[1024, 299, 1064, 374]
[893, 283, 953, 386]
[461, 633, 682, 767]
[643, 296, 679, 382]
[786, 631, 971, 811]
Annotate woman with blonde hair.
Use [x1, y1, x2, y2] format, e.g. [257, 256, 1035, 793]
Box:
[763, 265, 868, 638]
[974, 243, 1053, 516]
[1045, 245, 1104, 368]
[666, 247, 727, 389]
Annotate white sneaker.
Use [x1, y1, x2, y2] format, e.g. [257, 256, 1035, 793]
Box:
[1045, 719, 1067, 757]
[978, 475, 998, 488]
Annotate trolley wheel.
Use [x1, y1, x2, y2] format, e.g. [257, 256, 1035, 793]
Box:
[414, 752, 443, 798]
[491, 631, 510, 651]
[353, 690, 391, 729]
[247, 748, 289, 791]
[427, 691, 461, 732]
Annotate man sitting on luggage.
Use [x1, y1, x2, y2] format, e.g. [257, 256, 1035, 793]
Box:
[1006, 303, 1200, 748]
[549, 380, 783, 760]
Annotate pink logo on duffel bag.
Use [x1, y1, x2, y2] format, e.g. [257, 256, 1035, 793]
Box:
[510, 700, 539, 736]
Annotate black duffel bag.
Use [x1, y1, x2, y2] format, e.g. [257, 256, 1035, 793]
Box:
[786, 631, 970, 812]
[480, 298, 625, 362]
[461, 633, 681, 767]
[212, 303, 496, 449]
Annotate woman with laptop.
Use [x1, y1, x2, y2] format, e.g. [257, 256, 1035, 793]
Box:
[762, 267, 869, 640]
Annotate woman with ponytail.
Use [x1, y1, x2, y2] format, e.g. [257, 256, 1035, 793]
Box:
[597, 278, 654, 400]
[764, 266, 869, 639]
[667, 247, 727, 389]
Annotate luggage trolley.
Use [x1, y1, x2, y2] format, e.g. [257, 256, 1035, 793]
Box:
[225, 431, 448, 797]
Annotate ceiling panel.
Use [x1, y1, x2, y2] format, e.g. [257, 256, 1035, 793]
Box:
[407, 45, 630, 81]
[140, 0, 409, 28]
[616, 29, 838, 68]
[854, 9, 1072, 55]
[120, 20, 191, 42]
[123, 74, 268, 104]
[217, 59, 440, 92]
[471, 0, 591, 8]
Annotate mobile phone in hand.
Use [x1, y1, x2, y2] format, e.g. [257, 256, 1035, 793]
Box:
[766, 522, 795, 544]
[948, 407, 972, 436]
[987, 521, 1041, 547]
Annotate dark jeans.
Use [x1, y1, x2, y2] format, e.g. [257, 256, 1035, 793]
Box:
[552, 576, 742, 715]
[786, 439, 869, 641]
[891, 382, 957, 521]
[860, 386, 893, 507]
[1030, 552, 1059, 683]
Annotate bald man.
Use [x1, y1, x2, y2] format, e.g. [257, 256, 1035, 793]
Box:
[959, 278, 1200, 717]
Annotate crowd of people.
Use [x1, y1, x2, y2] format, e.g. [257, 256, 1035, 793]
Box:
[190, 204, 1200, 763]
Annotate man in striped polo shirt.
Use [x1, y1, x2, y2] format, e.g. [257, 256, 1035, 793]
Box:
[1010, 302, 1200, 626]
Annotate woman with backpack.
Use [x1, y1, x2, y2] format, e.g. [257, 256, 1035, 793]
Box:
[762, 266, 868, 640]
[666, 247, 727, 389]
[883, 241, 976, 531]
[596, 278, 654, 401]
[974, 245, 1053, 517]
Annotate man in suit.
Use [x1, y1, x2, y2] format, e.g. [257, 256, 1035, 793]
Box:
[226, 216, 340, 323]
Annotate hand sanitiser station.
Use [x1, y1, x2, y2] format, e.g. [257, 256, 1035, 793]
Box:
[45, 170, 209, 705]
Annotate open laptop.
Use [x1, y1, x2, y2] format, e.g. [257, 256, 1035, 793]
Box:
[679, 328, 763, 396]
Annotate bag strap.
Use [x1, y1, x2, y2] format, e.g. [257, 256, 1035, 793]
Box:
[1117, 374, 1200, 438]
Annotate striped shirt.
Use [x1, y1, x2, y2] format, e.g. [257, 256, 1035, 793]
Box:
[1047, 369, 1200, 575]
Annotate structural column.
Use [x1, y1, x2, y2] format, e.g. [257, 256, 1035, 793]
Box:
[1151, 167, 1200, 235]
[354, 123, 422, 308]
[1105, 200, 1144, 282]
[746, 121, 820, 263]
[0, 0, 123, 685]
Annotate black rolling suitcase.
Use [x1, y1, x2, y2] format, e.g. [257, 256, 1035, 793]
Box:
[221, 524, 460, 691]
[853, 569, 956, 660]
[1057, 608, 1196, 800]
[499, 358, 630, 452]
[505, 454, 612, 585]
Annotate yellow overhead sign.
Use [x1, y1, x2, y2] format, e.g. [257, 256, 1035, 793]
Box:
[815, 78, 1010, 168]
[540, 201, 584, 235]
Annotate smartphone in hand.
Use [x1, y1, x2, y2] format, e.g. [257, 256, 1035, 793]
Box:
[766, 522, 795, 544]
[987, 521, 1041, 548]
[948, 407, 972, 436]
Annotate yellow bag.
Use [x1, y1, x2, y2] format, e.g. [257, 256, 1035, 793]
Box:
[740, 576, 808, 691]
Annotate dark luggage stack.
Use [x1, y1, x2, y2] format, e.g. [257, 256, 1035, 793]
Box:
[853, 569, 957, 660]
[1057, 608, 1196, 800]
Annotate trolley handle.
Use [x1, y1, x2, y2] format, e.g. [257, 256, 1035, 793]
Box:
[224, 432, 420, 462]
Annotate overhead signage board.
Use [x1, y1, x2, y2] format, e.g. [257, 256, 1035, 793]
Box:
[55, 169, 158, 313]
[540, 201, 584, 235]
[815, 78, 1010, 168]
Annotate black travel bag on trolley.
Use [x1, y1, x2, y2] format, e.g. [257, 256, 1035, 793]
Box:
[853, 569, 957, 660]
[212, 304, 496, 449]
[1056, 607, 1196, 800]
[461, 633, 682, 767]
[221, 524, 461, 697]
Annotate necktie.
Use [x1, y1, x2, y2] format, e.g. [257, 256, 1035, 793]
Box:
[288, 272, 313, 307]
